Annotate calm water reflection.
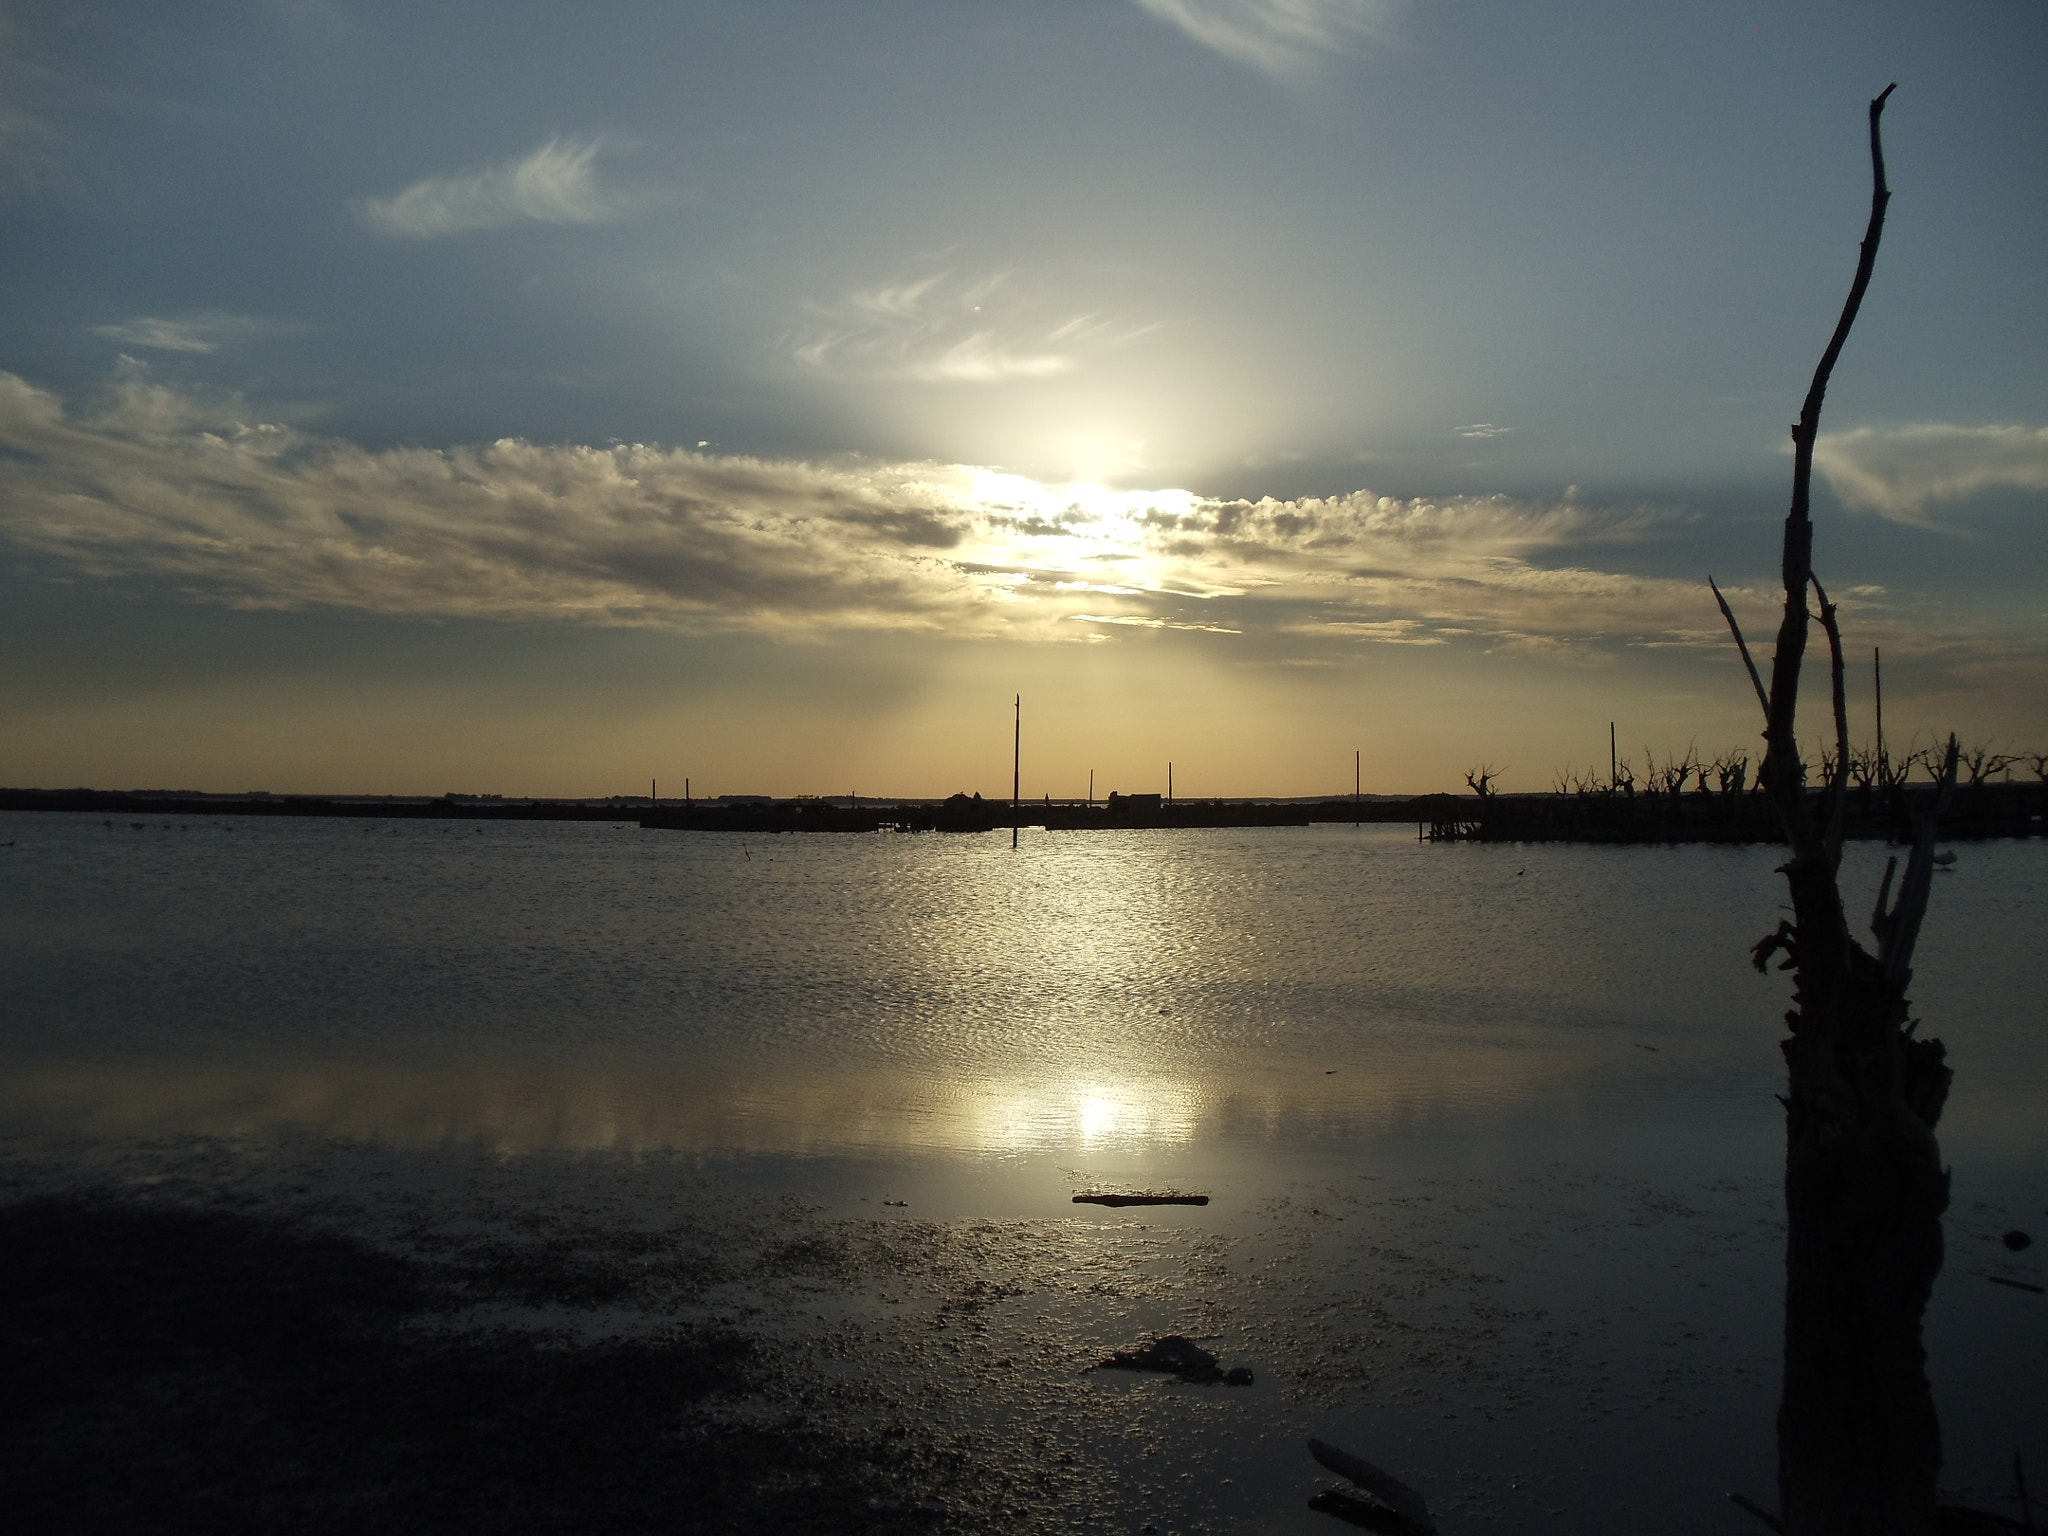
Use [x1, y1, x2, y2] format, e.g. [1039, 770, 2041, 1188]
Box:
[6, 810, 2045, 1532]
[3, 811, 2042, 1164]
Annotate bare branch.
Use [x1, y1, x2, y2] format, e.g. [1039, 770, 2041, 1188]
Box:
[1710, 577, 1771, 720]
[1762, 83, 1895, 857]
[1869, 855, 1898, 944]
[1812, 575, 1851, 870]
[1878, 734, 1959, 987]
[1790, 83, 1897, 529]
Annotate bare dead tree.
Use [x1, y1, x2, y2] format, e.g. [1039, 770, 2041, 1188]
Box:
[1712, 86, 1967, 1536]
[1957, 743, 2013, 788]
[1464, 764, 1500, 799]
[1553, 765, 1602, 796]
[1648, 744, 1700, 797]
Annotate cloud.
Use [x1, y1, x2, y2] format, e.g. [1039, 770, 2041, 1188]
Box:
[1814, 424, 2048, 526]
[792, 268, 1149, 384]
[0, 3, 71, 201]
[1456, 423, 1510, 440]
[1128, 0, 1399, 76]
[358, 137, 621, 239]
[0, 368, 1925, 660]
[91, 312, 304, 354]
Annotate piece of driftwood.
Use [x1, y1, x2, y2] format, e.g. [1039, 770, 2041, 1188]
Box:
[1072, 1192, 1210, 1207]
[1731, 1491, 1789, 1532]
[1307, 1439, 1436, 1535]
[1308, 1488, 1410, 1532]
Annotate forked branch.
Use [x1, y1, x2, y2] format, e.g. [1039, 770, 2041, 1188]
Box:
[1754, 83, 1895, 860]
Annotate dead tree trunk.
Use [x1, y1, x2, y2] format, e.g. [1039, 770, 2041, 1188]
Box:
[1713, 86, 1962, 1536]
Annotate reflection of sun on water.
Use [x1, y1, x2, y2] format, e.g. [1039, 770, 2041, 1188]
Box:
[958, 1079, 1199, 1153]
[1078, 1095, 1119, 1145]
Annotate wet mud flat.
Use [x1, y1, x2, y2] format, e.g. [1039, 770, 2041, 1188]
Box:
[2, 1134, 2039, 1534]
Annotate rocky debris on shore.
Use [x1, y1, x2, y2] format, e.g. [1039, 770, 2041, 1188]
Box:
[1090, 1334, 1252, 1386]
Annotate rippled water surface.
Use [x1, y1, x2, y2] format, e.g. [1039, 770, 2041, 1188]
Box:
[4, 811, 2044, 1532]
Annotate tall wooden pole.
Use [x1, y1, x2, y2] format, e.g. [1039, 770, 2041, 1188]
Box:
[1874, 646, 1886, 787]
[1355, 749, 1361, 826]
[1012, 694, 1020, 850]
[1609, 722, 1617, 786]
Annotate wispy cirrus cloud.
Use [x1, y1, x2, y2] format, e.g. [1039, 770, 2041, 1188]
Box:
[1814, 424, 2048, 526]
[1128, 0, 1399, 77]
[791, 268, 1149, 384]
[91, 311, 305, 354]
[357, 136, 622, 239]
[0, 368, 1988, 663]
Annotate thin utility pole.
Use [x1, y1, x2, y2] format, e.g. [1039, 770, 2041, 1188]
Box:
[1168, 762, 1174, 802]
[1873, 646, 1886, 786]
[651, 778, 657, 806]
[1355, 749, 1361, 827]
[1088, 768, 1094, 806]
[1609, 722, 1618, 786]
[1012, 694, 1021, 850]
[685, 777, 690, 804]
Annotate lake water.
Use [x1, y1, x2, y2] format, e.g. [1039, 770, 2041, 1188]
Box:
[3, 812, 2043, 1531]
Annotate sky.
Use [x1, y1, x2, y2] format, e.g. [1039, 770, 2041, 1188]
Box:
[1, 0, 2044, 799]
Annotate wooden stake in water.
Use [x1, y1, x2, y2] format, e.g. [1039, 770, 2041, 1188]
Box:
[1012, 694, 1021, 850]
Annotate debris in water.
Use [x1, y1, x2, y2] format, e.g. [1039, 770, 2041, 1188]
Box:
[1072, 1192, 1209, 1207]
[1308, 1488, 1410, 1532]
[1307, 1438, 1436, 1535]
[1989, 1276, 2044, 1294]
[2001, 1229, 2031, 1251]
[1091, 1335, 1251, 1385]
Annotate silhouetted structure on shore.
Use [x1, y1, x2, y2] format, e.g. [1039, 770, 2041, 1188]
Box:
[1420, 778, 2043, 845]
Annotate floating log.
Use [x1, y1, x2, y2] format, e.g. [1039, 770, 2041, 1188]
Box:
[1307, 1438, 1436, 1535]
[1071, 1192, 1209, 1207]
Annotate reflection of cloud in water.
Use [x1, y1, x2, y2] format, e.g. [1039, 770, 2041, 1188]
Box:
[1, 1046, 1623, 1157]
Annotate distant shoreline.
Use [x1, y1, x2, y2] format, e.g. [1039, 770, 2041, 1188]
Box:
[0, 786, 1447, 831]
[7, 782, 2040, 841]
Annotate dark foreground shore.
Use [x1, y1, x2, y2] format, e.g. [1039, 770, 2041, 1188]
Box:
[1, 1196, 929, 1536]
[3, 1132, 2041, 1534]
